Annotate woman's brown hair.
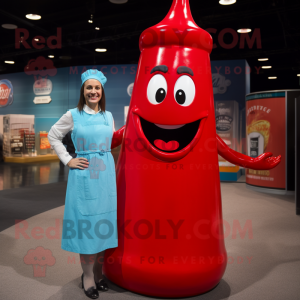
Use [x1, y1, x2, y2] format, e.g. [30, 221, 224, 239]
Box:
[76, 82, 106, 113]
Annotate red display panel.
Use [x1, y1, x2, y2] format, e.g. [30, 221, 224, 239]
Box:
[246, 97, 286, 188]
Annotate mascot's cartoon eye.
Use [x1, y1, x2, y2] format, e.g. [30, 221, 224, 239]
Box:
[147, 74, 167, 104]
[174, 75, 195, 106]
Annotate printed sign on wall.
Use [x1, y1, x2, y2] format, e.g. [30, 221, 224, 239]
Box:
[212, 74, 231, 95]
[215, 101, 239, 166]
[0, 79, 13, 108]
[246, 97, 286, 189]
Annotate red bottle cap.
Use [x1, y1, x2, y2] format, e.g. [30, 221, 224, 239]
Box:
[139, 0, 213, 53]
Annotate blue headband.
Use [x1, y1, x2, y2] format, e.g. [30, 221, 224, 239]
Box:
[81, 69, 107, 87]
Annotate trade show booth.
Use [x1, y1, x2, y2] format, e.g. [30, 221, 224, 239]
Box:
[246, 90, 300, 196]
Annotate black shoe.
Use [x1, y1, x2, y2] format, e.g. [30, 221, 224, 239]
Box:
[95, 278, 109, 291]
[81, 273, 99, 299]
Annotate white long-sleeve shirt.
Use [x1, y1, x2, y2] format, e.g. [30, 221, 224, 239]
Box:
[48, 104, 115, 166]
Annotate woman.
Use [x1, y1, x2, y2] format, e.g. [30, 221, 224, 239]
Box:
[48, 69, 122, 299]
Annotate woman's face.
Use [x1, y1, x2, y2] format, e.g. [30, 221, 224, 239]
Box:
[83, 79, 102, 106]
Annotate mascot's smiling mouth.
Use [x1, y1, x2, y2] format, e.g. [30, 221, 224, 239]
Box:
[140, 117, 201, 153]
[132, 107, 208, 162]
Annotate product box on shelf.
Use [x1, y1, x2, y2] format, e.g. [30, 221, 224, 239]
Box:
[39, 131, 51, 150]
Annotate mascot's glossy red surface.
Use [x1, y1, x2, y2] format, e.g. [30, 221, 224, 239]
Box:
[106, 0, 281, 297]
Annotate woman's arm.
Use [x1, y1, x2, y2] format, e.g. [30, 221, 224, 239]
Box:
[48, 111, 75, 166]
[216, 134, 281, 170]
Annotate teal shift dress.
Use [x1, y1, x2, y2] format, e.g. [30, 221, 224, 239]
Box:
[61, 107, 118, 254]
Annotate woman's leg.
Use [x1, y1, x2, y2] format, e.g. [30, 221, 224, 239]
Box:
[80, 254, 97, 289]
[93, 250, 105, 282]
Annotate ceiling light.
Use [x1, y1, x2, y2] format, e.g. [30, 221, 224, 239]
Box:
[219, 0, 236, 5]
[88, 14, 94, 23]
[268, 76, 277, 79]
[2, 24, 17, 29]
[237, 28, 252, 33]
[95, 27, 100, 30]
[26, 14, 41, 20]
[4, 61, 15, 64]
[262, 66, 272, 69]
[297, 74, 300, 77]
[109, 0, 128, 3]
[48, 55, 54, 58]
[258, 58, 269, 61]
[34, 38, 39, 41]
[95, 48, 107, 52]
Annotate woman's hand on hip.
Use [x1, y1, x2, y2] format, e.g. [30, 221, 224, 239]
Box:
[67, 158, 89, 169]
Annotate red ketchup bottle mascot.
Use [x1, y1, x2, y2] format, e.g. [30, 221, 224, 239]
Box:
[104, 0, 281, 297]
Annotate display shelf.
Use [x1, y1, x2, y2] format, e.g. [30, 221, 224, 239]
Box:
[220, 169, 242, 182]
[3, 154, 60, 163]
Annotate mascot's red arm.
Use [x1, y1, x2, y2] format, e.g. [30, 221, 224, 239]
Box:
[216, 134, 281, 170]
[111, 125, 125, 149]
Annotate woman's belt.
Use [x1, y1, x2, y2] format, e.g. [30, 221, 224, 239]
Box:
[75, 149, 111, 156]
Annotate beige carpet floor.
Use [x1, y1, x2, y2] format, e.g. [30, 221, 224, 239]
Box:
[0, 182, 299, 300]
